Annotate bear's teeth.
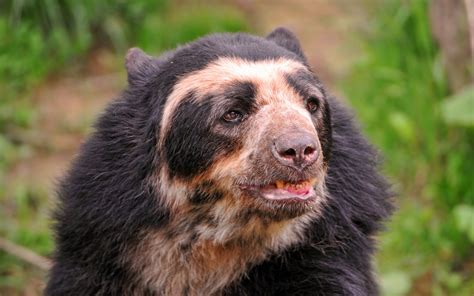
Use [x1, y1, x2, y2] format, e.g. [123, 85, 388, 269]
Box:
[275, 180, 310, 190]
[275, 180, 285, 189]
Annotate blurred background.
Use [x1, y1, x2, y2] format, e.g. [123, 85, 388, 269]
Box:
[0, 0, 473, 295]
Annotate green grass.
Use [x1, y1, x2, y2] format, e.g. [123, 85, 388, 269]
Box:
[340, 0, 474, 294]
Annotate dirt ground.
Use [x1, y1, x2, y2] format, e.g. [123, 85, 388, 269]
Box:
[247, 0, 365, 87]
[6, 54, 126, 196]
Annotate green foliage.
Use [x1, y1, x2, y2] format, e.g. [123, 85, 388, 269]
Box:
[341, 0, 474, 294]
[0, 0, 163, 176]
[138, 5, 248, 52]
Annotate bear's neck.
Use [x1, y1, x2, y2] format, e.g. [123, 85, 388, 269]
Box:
[128, 206, 315, 295]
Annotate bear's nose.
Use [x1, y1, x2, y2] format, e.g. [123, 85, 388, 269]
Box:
[272, 133, 319, 170]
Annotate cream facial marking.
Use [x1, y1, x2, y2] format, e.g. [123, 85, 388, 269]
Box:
[159, 57, 308, 144]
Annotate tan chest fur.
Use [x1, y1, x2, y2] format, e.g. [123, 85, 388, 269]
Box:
[128, 210, 317, 296]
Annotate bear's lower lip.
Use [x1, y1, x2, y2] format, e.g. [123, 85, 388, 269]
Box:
[240, 179, 317, 202]
[259, 186, 316, 202]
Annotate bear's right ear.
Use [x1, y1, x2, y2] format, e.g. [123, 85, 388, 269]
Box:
[125, 47, 157, 87]
[266, 27, 307, 62]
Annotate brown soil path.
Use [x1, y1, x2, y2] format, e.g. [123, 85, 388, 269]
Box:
[242, 0, 365, 88]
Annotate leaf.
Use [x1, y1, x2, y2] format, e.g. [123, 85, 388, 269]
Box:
[389, 112, 415, 143]
[453, 204, 474, 243]
[380, 271, 412, 296]
[441, 85, 474, 127]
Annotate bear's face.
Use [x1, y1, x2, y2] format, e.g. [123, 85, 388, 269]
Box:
[159, 57, 331, 221]
[127, 29, 332, 233]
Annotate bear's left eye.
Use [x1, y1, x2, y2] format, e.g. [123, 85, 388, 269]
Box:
[222, 110, 244, 123]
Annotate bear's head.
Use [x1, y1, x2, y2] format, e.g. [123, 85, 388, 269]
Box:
[125, 28, 332, 241]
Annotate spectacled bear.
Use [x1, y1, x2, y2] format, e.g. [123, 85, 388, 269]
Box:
[45, 27, 394, 295]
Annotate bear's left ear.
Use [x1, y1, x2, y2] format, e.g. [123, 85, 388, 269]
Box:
[125, 47, 158, 87]
[266, 27, 307, 62]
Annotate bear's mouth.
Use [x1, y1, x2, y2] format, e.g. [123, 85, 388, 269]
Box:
[240, 179, 317, 202]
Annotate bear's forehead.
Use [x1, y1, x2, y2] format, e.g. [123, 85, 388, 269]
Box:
[160, 57, 320, 135]
[170, 57, 304, 99]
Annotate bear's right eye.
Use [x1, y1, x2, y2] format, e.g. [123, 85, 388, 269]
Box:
[306, 97, 320, 114]
[222, 110, 244, 123]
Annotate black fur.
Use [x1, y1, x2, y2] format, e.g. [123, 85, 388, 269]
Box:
[46, 28, 393, 295]
[164, 94, 230, 178]
[266, 27, 308, 63]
